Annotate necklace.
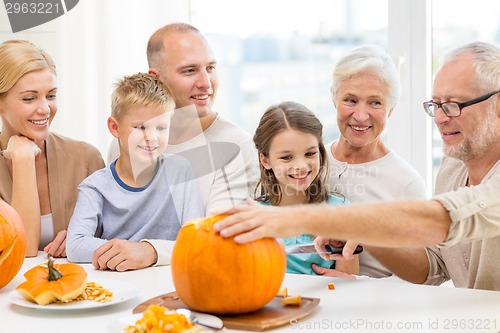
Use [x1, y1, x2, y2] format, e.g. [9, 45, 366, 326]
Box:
[337, 162, 348, 179]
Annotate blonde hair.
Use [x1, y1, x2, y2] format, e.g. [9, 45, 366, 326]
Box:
[0, 40, 56, 100]
[111, 73, 175, 120]
[146, 22, 201, 69]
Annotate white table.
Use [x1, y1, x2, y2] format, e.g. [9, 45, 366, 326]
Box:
[1, 252, 500, 333]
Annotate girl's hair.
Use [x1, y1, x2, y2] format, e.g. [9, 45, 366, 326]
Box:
[111, 72, 175, 120]
[0, 40, 56, 100]
[330, 44, 401, 108]
[253, 101, 329, 205]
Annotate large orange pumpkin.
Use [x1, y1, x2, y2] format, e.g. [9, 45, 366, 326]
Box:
[171, 215, 286, 315]
[0, 200, 26, 289]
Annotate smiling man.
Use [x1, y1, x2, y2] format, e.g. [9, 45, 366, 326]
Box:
[108, 23, 258, 214]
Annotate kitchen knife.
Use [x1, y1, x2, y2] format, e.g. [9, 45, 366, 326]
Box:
[285, 244, 363, 255]
[177, 308, 224, 330]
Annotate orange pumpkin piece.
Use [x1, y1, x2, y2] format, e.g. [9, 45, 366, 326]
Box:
[0, 200, 26, 289]
[328, 282, 335, 290]
[277, 287, 288, 297]
[125, 304, 197, 333]
[16, 256, 87, 305]
[171, 215, 286, 315]
[282, 295, 301, 306]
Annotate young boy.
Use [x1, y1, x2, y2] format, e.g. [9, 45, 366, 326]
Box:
[66, 73, 204, 271]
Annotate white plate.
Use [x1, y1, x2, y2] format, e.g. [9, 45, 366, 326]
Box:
[10, 278, 139, 310]
[107, 314, 212, 333]
[107, 313, 143, 333]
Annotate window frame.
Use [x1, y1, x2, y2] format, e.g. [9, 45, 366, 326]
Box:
[387, 0, 433, 196]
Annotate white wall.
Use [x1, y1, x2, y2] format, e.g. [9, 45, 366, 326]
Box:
[387, 0, 433, 194]
[1, 0, 190, 157]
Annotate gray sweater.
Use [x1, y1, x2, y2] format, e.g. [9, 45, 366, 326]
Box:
[425, 156, 500, 290]
[66, 154, 204, 264]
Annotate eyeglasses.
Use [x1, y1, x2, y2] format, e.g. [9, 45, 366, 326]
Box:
[423, 89, 500, 117]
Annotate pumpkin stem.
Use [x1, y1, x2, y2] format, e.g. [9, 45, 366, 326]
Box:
[47, 255, 63, 281]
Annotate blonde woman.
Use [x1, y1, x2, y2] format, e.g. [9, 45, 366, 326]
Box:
[0, 40, 104, 257]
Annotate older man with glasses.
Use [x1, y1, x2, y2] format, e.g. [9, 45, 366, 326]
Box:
[423, 89, 500, 117]
[214, 41, 500, 291]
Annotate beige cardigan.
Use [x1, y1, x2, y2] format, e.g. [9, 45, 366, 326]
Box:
[425, 155, 500, 290]
[0, 132, 104, 235]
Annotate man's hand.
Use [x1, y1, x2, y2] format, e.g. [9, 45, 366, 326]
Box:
[92, 239, 158, 271]
[314, 236, 360, 261]
[213, 198, 304, 243]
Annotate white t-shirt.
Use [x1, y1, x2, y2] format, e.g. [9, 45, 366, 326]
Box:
[39, 213, 54, 250]
[327, 141, 428, 278]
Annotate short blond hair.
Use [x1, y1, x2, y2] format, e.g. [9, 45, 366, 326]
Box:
[0, 40, 56, 99]
[111, 73, 175, 120]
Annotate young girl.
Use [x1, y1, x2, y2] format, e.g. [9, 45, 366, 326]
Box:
[253, 101, 358, 276]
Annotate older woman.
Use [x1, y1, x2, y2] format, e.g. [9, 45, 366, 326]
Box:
[0, 40, 104, 257]
[321, 45, 427, 278]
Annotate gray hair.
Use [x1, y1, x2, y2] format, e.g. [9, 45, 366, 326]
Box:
[330, 45, 401, 108]
[440, 42, 500, 93]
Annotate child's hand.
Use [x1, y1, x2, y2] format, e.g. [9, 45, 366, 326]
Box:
[311, 264, 356, 279]
[92, 239, 157, 271]
[44, 230, 67, 258]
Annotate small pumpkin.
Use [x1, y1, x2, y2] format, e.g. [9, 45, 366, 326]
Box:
[0, 199, 26, 289]
[171, 215, 286, 315]
[16, 256, 87, 305]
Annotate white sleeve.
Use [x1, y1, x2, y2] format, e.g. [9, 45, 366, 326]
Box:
[205, 139, 259, 214]
[141, 239, 176, 266]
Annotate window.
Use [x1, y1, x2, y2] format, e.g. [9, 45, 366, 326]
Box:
[9, 0, 496, 190]
[430, 0, 500, 184]
[190, 0, 388, 144]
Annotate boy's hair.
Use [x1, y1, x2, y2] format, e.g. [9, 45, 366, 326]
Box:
[253, 101, 330, 205]
[111, 73, 175, 120]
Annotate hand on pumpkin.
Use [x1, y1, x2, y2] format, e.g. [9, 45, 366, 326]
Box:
[44, 230, 67, 257]
[1, 135, 41, 160]
[92, 239, 157, 271]
[213, 198, 305, 243]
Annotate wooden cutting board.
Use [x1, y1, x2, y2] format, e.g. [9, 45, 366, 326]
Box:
[133, 291, 320, 331]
